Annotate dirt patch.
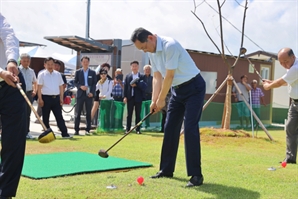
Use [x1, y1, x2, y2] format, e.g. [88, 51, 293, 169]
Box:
[200, 127, 251, 138]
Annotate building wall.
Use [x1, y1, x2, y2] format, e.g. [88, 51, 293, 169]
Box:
[188, 51, 273, 105]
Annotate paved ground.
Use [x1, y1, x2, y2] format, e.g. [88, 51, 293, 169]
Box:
[28, 102, 87, 138]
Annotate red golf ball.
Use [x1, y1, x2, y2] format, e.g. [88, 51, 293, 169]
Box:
[137, 176, 144, 185]
[281, 161, 287, 168]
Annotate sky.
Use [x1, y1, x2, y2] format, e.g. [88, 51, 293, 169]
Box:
[1, 0, 297, 57]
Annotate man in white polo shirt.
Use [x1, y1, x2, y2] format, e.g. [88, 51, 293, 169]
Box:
[37, 57, 71, 138]
[263, 48, 298, 164]
[131, 27, 206, 187]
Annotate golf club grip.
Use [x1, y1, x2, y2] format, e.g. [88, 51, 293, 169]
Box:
[16, 83, 47, 131]
[105, 112, 153, 153]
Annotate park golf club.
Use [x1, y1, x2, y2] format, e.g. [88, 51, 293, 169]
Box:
[15, 83, 56, 143]
[98, 112, 153, 158]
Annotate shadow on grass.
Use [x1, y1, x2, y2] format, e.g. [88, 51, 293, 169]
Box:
[173, 177, 260, 199]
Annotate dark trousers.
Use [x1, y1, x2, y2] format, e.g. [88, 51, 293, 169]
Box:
[0, 77, 27, 197]
[75, 95, 92, 132]
[41, 95, 68, 136]
[126, 97, 142, 131]
[159, 74, 205, 176]
[25, 91, 33, 133]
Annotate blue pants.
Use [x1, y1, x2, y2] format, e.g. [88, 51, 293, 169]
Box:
[0, 75, 27, 197]
[159, 74, 205, 176]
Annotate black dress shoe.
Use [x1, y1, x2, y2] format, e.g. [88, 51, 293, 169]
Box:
[74, 131, 79, 135]
[186, 175, 204, 187]
[0, 196, 12, 199]
[150, 171, 173, 178]
[280, 158, 296, 164]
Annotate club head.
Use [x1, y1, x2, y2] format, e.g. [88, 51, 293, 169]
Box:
[38, 128, 56, 143]
[98, 149, 109, 158]
[240, 47, 247, 55]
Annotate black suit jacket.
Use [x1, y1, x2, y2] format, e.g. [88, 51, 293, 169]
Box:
[74, 68, 97, 98]
[124, 73, 147, 103]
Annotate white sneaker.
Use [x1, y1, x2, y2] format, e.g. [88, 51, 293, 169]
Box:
[85, 131, 91, 135]
[26, 133, 34, 139]
[62, 135, 73, 139]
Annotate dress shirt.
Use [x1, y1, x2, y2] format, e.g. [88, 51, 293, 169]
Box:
[83, 68, 89, 86]
[19, 65, 36, 91]
[37, 70, 63, 95]
[148, 35, 200, 86]
[282, 58, 298, 99]
[0, 13, 19, 81]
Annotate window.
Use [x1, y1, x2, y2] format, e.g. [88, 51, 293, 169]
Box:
[248, 64, 255, 73]
[260, 65, 271, 80]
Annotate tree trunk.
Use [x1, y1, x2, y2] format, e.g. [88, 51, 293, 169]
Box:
[221, 75, 233, 129]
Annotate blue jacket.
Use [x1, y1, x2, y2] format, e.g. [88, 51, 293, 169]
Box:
[124, 73, 147, 103]
[74, 68, 97, 98]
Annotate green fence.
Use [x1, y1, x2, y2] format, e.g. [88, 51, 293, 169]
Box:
[96, 100, 283, 132]
[97, 100, 162, 133]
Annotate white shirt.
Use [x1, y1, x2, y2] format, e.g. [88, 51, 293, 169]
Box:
[19, 65, 37, 91]
[96, 79, 113, 100]
[148, 35, 200, 86]
[0, 13, 19, 80]
[37, 70, 63, 95]
[282, 58, 298, 99]
[132, 72, 139, 96]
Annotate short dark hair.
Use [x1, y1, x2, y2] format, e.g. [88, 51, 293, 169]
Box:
[240, 75, 247, 80]
[44, 57, 55, 63]
[100, 63, 111, 69]
[130, 60, 139, 65]
[130, 27, 153, 43]
[54, 59, 62, 66]
[7, 59, 18, 66]
[288, 49, 295, 56]
[81, 56, 90, 62]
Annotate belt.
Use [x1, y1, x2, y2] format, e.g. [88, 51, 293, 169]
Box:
[113, 96, 122, 98]
[43, 95, 60, 98]
[173, 73, 200, 89]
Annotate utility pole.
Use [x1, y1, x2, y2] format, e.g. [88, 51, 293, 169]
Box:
[86, 0, 91, 39]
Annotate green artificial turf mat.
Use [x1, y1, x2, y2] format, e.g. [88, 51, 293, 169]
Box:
[22, 152, 152, 179]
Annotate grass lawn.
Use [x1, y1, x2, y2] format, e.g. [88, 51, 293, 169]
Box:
[16, 129, 297, 199]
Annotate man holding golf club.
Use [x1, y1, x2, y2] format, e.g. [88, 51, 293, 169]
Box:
[0, 13, 27, 199]
[263, 47, 298, 164]
[131, 27, 206, 187]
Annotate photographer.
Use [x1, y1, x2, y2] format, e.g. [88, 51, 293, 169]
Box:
[112, 68, 124, 102]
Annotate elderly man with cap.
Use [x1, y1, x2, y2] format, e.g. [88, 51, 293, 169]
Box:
[263, 47, 298, 164]
[250, 79, 266, 128]
[0, 13, 27, 199]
